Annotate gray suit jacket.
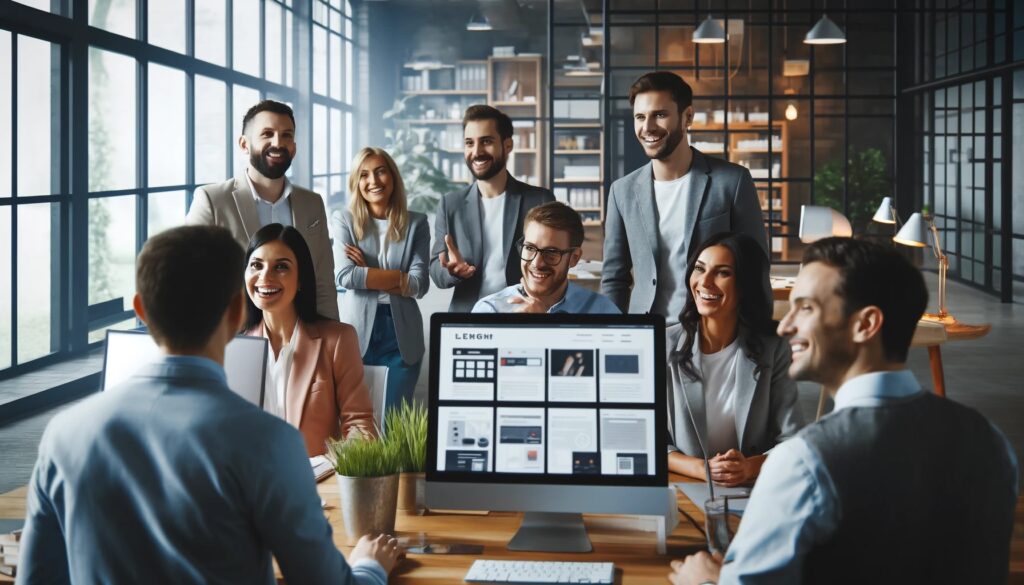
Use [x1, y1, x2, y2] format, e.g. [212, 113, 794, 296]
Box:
[601, 148, 769, 316]
[333, 210, 430, 365]
[429, 175, 555, 312]
[186, 176, 339, 320]
[666, 324, 804, 458]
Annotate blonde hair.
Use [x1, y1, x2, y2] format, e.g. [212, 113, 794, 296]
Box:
[347, 147, 409, 243]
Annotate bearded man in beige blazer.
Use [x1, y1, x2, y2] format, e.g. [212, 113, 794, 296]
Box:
[186, 100, 339, 320]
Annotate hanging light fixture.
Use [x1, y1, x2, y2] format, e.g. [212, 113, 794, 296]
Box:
[466, 12, 492, 32]
[692, 15, 726, 44]
[785, 103, 799, 120]
[804, 13, 846, 45]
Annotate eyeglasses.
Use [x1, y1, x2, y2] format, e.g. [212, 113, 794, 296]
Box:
[516, 238, 577, 265]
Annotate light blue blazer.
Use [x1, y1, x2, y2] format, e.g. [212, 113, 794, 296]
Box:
[333, 210, 430, 364]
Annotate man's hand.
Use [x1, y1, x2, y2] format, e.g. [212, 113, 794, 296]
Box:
[709, 449, 754, 487]
[667, 551, 723, 585]
[506, 278, 553, 313]
[439, 234, 477, 279]
[350, 533, 402, 574]
[345, 244, 368, 268]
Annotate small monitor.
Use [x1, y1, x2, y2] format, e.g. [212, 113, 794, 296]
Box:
[102, 330, 269, 408]
[426, 313, 667, 553]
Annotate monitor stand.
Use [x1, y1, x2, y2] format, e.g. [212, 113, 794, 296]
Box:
[507, 512, 592, 553]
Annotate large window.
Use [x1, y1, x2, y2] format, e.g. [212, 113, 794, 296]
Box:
[1, 0, 361, 379]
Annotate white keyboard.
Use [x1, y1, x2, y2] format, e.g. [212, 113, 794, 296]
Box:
[464, 559, 615, 583]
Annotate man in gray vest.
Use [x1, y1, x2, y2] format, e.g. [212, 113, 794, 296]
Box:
[670, 237, 1017, 585]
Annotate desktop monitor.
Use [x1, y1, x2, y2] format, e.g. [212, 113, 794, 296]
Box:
[102, 330, 269, 408]
[426, 313, 668, 553]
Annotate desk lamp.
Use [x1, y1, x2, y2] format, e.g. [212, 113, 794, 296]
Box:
[872, 196, 896, 226]
[893, 210, 956, 324]
[799, 205, 852, 243]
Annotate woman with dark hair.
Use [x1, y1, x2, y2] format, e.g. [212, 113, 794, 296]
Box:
[243, 223, 375, 456]
[667, 231, 803, 486]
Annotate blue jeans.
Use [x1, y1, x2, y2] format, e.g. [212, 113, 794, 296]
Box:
[362, 304, 422, 417]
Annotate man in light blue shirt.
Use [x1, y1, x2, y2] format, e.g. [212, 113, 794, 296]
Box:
[472, 201, 619, 314]
[18, 226, 398, 584]
[670, 237, 1017, 585]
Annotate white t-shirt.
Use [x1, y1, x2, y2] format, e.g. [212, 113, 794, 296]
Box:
[373, 218, 390, 304]
[699, 337, 742, 457]
[479, 192, 507, 298]
[653, 173, 693, 325]
[263, 320, 300, 421]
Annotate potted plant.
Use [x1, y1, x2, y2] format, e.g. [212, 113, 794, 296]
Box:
[325, 435, 403, 543]
[385, 399, 428, 513]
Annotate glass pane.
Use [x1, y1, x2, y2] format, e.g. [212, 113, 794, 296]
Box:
[285, 10, 294, 87]
[232, 85, 261, 175]
[195, 76, 227, 184]
[14, 0, 60, 12]
[89, 48, 137, 192]
[88, 316, 136, 344]
[0, 206, 10, 368]
[329, 33, 341, 100]
[345, 111, 353, 174]
[147, 190, 186, 236]
[345, 39, 353, 104]
[265, 1, 282, 83]
[148, 0, 185, 53]
[232, 0, 261, 76]
[313, 104, 327, 176]
[313, 26, 327, 95]
[0, 32, 10, 199]
[18, 36, 59, 197]
[89, 0, 136, 39]
[147, 63, 186, 187]
[17, 203, 56, 363]
[89, 196, 137, 307]
[196, 0, 227, 66]
[330, 108, 342, 174]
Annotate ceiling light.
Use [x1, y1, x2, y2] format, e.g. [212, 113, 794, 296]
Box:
[804, 14, 847, 45]
[466, 12, 492, 31]
[692, 16, 726, 44]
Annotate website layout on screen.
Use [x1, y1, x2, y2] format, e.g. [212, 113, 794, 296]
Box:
[435, 324, 657, 477]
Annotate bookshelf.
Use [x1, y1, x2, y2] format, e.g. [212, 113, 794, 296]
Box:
[394, 56, 544, 187]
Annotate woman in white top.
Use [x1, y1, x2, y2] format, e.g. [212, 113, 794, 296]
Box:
[334, 147, 430, 416]
[667, 231, 804, 486]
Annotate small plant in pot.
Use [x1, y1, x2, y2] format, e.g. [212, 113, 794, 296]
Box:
[325, 435, 403, 544]
[384, 400, 428, 513]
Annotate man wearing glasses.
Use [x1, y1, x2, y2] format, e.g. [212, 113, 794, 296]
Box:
[472, 202, 619, 314]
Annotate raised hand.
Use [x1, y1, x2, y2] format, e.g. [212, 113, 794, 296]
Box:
[439, 234, 476, 279]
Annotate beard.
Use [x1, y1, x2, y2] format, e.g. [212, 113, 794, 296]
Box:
[642, 125, 685, 160]
[250, 145, 293, 180]
[466, 148, 508, 181]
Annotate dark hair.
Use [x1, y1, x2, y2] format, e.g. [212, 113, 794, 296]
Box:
[673, 231, 775, 381]
[242, 223, 327, 332]
[803, 237, 927, 363]
[628, 71, 693, 113]
[525, 202, 585, 248]
[136, 225, 245, 350]
[242, 100, 295, 135]
[462, 104, 514, 141]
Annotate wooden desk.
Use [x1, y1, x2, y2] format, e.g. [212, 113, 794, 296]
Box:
[4, 476, 1024, 583]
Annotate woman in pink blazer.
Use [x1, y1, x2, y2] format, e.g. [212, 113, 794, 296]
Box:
[243, 223, 375, 456]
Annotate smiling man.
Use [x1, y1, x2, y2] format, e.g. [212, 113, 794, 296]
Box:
[472, 202, 618, 314]
[186, 100, 338, 319]
[429, 105, 554, 312]
[669, 237, 1017, 585]
[601, 72, 769, 324]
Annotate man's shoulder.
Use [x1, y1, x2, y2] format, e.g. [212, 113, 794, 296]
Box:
[441, 186, 473, 209]
[609, 163, 650, 193]
[196, 177, 240, 201]
[697, 149, 750, 180]
[473, 286, 516, 312]
[511, 178, 554, 202]
[567, 283, 620, 314]
[290, 184, 327, 211]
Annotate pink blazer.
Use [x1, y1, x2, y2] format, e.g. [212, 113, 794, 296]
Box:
[247, 319, 376, 456]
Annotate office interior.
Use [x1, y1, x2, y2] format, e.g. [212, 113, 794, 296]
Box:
[0, 0, 1023, 573]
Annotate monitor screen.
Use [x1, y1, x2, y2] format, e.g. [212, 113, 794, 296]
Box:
[427, 313, 667, 487]
[102, 330, 269, 408]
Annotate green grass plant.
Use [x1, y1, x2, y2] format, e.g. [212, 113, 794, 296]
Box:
[326, 433, 403, 478]
[384, 399, 428, 473]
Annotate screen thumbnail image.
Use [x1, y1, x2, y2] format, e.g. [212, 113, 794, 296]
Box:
[599, 409, 656, 476]
[550, 349, 595, 377]
[437, 406, 494, 473]
[497, 349, 546, 402]
[495, 408, 545, 473]
[547, 408, 598, 474]
[439, 348, 497, 401]
[598, 350, 653, 404]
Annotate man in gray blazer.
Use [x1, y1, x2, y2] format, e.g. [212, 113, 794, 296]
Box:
[186, 100, 339, 320]
[430, 105, 554, 312]
[601, 72, 769, 323]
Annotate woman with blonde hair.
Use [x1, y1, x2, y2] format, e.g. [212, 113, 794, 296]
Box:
[333, 147, 430, 416]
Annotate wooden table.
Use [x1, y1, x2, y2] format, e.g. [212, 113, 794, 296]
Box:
[4, 475, 1024, 583]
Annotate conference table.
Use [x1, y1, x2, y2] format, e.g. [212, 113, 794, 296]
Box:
[2, 474, 1024, 583]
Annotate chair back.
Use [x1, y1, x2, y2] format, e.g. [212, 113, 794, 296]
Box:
[363, 365, 389, 432]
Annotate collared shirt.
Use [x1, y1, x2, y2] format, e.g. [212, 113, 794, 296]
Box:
[263, 320, 300, 420]
[245, 168, 294, 228]
[718, 369, 1018, 584]
[471, 282, 621, 314]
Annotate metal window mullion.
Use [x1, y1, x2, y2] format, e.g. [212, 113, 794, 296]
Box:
[137, 55, 148, 252]
[9, 33, 18, 366]
[842, 1, 849, 219]
[69, 0, 90, 355]
[260, 0, 266, 81]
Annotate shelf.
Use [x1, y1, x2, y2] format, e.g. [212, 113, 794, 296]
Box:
[731, 148, 782, 154]
[554, 122, 601, 128]
[513, 149, 538, 153]
[393, 119, 463, 125]
[401, 89, 488, 96]
[554, 149, 601, 155]
[571, 207, 602, 212]
[582, 220, 602, 227]
[554, 177, 602, 183]
[491, 101, 539, 107]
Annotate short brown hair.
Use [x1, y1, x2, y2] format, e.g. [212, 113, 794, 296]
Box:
[136, 225, 245, 350]
[628, 71, 693, 113]
[525, 202, 584, 248]
[462, 104, 514, 140]
[242, 99, 295, 135]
